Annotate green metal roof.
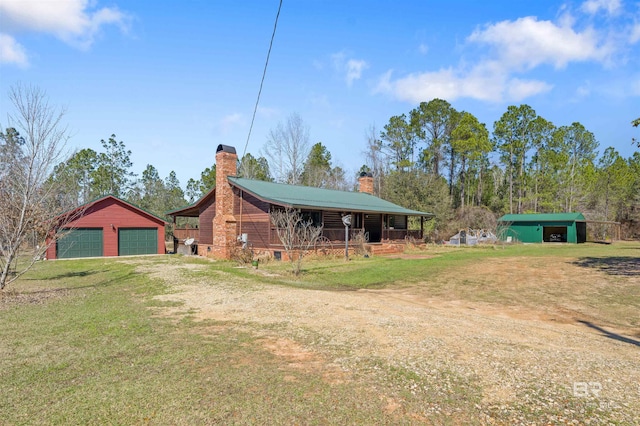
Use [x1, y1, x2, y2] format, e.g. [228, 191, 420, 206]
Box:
[228, 177, 433, 216]
[498, 212, 585, 223]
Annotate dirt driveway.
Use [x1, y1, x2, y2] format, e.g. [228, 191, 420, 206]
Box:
[145, 257, 639, 423]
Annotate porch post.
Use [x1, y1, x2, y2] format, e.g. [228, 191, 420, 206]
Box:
[342, 214, 351, 260]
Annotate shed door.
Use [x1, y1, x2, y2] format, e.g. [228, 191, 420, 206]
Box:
[118, 228, 158, 256]
[543, 226, 567, 242]
[57, 228, 104, 259]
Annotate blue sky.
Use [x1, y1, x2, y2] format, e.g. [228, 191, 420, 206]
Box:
[1, 0, 639, 188]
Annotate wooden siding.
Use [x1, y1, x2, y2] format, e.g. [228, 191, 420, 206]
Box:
[323, 211, 344, 228]
[236, 190, 271, 249]
[198, 193, 216, 245]
[47, 197, 165, 259]
[173, 227, 198, 241]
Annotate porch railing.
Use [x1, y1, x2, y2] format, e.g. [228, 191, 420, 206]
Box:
[269, 227, 422, 245]
[383, 229, 422, 241]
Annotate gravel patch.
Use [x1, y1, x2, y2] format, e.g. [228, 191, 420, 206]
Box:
[149, 262, 640, 423]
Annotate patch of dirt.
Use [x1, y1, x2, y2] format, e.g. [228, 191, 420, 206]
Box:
[146, 258, 640, 423]
[259, 337, 349, 385]
[0, 287, 71, 310]
[383, 253, 437, 260]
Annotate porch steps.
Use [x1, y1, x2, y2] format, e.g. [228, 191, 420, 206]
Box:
[368, 243, 406, 256]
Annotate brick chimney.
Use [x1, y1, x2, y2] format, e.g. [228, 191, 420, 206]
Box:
[211, 144, 237, 259]
[358, 172, 374, 195]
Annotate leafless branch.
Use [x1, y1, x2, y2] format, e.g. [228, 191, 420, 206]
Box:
[0, 83, 76, 290]
[270, 207, 323, 275]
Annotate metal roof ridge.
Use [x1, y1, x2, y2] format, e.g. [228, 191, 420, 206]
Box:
[229, 176, 433, 216]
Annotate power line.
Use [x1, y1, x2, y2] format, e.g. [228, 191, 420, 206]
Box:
[241, 0, 283, 165]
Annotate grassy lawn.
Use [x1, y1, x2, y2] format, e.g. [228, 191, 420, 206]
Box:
[1, 242, 638, 424]
[1, 258, 396, 425]
[256, 242, 640, 329]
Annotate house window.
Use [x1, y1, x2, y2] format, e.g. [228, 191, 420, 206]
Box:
[385, 215, 407, 230]
[301, 211, 322, 227]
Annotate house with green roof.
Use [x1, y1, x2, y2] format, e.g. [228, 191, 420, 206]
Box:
[168, 145, 433, 259]
[497, 213, 587, 244]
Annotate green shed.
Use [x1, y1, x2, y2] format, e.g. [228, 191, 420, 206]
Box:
[497, 213, 587, 243]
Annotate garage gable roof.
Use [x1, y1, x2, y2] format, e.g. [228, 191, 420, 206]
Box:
[228, 177, 433, 216]
[498, 213, 586, 223]
[58, 195, 168, 225]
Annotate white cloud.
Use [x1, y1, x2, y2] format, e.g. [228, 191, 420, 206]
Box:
[506, 78, 553, 101]
[309, 93, 331, 108]
[418, 43, 429, 55]
[257, 106, 279, 118]
[0, 33, 28, 67]
[0, 0, 129, 51]
[632, 78, 640, 96]
[384, 68, 495, 102]
[576, 82, 592, 98]
[375, 65, 551, 103]
[331, 51, 346, 67]
[345, 59, 368, 86]
[376, 12, 625, 104]
[581, 0, 622, 16]
[630, 23, 640, 44]
[468, 16, 611, 70]
[331, 51, 368, 86]
[217, 113, 244, 134]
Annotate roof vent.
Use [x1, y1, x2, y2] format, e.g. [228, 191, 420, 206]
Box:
[216, 144, 236, 154]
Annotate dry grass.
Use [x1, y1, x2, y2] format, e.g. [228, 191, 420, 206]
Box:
[2, 243, 639, 424]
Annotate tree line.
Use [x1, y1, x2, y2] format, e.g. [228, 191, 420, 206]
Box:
[39, 102, 640, 240]
[2, 84, 639, 290]
[362, 100, 640, 239]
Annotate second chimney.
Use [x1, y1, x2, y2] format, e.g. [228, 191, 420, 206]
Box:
[358, 172, 374, 195]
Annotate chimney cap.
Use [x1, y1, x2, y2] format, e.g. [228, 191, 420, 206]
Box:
[359, 171, 373, 178]
[216, 144, 236, 154]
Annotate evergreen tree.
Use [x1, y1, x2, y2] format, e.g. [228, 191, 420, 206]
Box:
[238, 153, 271, 181]
[91, 134, 135, 197]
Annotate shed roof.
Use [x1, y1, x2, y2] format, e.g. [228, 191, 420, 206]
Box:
[498, 212, 585, 223]
[228, 177, 433, 216]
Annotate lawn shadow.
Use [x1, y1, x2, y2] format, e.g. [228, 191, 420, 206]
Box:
[32, 270, 99, 280]
[7, 271, 135, 297]
[572, 256, 640, 276]
[577, 320, 640, 348]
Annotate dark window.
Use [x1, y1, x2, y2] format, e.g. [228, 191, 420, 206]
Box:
[301, 211, 322, 227]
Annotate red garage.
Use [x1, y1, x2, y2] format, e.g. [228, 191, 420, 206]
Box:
[46, 195, 167, 259]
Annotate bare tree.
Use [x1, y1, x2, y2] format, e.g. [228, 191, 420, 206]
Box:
[362, 124, 385, 196]
[270, 207, 323, 275]
[0, 84, 77, 290]
[262, 113, 311, 184]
